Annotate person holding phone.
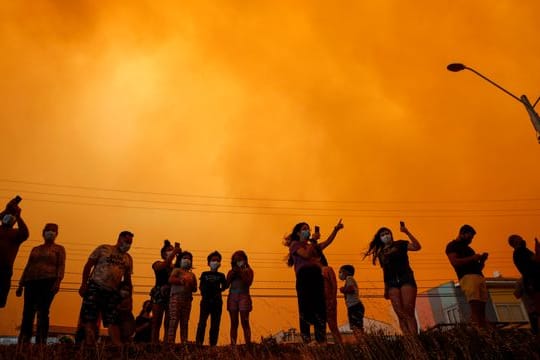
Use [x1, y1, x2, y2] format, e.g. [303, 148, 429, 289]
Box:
[150, 240, 181, 343]
[363, 221, 421, 335]
[226, 250, 254, 345]
[284, 219, 343, 344]
[446, 225, 489, 328]
[309, 220, 344, 344]
[0, 196, 29, 308]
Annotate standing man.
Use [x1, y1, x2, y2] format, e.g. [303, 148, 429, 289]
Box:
[508, 234, 540, 336]
[445, 225, 489, 327]
[78, 231, 134, 345]
[0, 196, 29, 308]
[17, 223, 66, 344]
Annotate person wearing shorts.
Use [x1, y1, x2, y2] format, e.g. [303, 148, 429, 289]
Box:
[446, 225, 489, 328]
[364, 222, 422, 335]
[226, 251, 253, 345]
[78, 231, 134, 345]
[339, 265, 365, 339]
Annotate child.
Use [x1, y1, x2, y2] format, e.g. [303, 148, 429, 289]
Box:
[134, 300, 153, 343]
[167, 251, 197, 344]
[195, 251, 229, 346]
[117, 281, 136, 343]
[339, 265, 365, 338]
[226, 250, 254, 345]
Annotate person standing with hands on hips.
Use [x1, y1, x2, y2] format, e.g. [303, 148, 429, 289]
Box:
[446, 225, 489, 328]
[364, 221, 421, 335]
[78, 231, 134, 345]
[17, 223, 66, 344]
[0, 196, 29, 308]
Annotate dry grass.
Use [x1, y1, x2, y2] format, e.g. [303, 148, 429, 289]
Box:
[2, 327, 539, 360]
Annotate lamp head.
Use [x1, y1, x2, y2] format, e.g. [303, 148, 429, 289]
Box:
[447, 63, 467, 72]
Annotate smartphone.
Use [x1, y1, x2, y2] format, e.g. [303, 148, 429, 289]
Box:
[174, 242, 180, 248]
[400, 221, 405, 227]
[314, 226, 320, 233]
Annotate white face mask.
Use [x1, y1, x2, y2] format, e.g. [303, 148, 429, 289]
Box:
[209, 261, 221, 270]
[236, 260, 245, 268]
[380, 234, 392, 245]
[2, 214, 16, 226]
[43, 230, 57, 242]
[180, 259, 191, 269]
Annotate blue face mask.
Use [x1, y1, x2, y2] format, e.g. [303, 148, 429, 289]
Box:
[301, 229, 310, 240]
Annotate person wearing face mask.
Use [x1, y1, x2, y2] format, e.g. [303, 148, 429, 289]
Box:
[196, 251, 228, 346]
[0, 196, 29, 308]
[16, 223, 65, 344]
[78, 230, 134, 346]
[446, 225, 488, 328]
[226, 250, 254, 345]
[150, 240, 181, 343]
[167, 251, 197, 344]
[364, 222, 421, 335]
[285, 222, 327, 344]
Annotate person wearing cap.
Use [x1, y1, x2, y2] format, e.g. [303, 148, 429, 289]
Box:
[445, 225, 489, 327]
[16, 223, 65, 344]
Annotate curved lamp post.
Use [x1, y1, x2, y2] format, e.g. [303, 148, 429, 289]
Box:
[447, 63, 540, 143]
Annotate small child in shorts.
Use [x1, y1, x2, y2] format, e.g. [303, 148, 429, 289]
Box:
[339, 265, 365, 338]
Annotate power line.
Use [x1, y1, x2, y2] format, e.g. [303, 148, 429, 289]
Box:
[2, 178, 540, 204]
[2, 187, 540, 214]
[2, 195, 540, 218]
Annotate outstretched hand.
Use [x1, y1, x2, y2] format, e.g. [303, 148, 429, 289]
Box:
[334, 219, 344, 231]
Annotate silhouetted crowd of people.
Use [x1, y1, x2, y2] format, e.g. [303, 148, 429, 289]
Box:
[0, 195, 539, 346]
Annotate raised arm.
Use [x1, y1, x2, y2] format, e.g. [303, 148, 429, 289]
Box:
[402, 227, 421, 252]
[318, 219, 344, 251]
[15, 208, 29, 243]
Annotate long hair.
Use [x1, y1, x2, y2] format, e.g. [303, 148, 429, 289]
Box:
[363, 227, 391, 266]
[231, 250, 249, 269]
[284, 222, 308, 267]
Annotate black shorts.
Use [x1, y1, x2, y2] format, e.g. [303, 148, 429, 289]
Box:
[385, 271, 417, 289]
[348, 302, 365, 330]
[81, 282, 121, 327]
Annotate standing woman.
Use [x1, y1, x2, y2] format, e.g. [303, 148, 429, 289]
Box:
[17, 223, 66, 344]
[285, 222, 327, 343]
[363, 221, 421, 335]
[150, 240, 181, 343]
[310, 220, 344, 344]
[226, 250, 254, 345]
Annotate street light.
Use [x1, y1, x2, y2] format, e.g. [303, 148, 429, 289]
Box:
[447, 62, 540, 143]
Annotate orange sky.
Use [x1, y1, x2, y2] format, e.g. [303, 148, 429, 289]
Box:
[1, 0, 539, 342]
